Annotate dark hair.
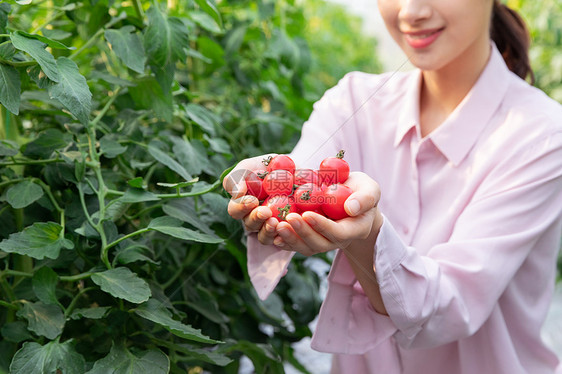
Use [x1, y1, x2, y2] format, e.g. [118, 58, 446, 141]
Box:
[490, 1, 535, 84]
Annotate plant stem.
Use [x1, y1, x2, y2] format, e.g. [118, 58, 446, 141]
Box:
[132, 0, 145, 20]
[33, 178, 63, 214]
[0, 158, 63, 167]
[0, 57, 37, 67]
[64, 286, 96, 318]
[77, 182, 97, 230]
[0, 300, 18, 310]
[69, 28, 104, 60]
[91, 88, 121, 126]
[104, 228, 151, 254]
[59, 272, 94, 282]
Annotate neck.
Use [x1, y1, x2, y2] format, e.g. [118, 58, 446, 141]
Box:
[419, 40, 491, 137]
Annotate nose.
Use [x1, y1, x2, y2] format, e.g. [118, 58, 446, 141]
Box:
[399, 0, 432, 25]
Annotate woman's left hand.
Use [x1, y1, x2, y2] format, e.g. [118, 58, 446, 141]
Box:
[273, 172, 384, 256]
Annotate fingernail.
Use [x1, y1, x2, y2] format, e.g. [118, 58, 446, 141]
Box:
[346, 199, 360, 216]
[265, 223, 275, 233]
[274, 237, 284, 246]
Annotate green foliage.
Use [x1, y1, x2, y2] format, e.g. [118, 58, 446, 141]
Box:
[0, 0, 382, 372]
[510, 0, 562, 102]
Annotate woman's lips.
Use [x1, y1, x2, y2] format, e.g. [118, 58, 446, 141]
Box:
[403, 28, 444, 49]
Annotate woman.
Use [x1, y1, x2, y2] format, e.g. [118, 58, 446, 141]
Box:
[223, 0, 562, 372]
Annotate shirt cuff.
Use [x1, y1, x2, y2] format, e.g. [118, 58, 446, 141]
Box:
[311, 250, 398, 354]
[247, 233, 295, 300]
[374, 217, 422, 340]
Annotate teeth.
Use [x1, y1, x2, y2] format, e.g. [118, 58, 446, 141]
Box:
[411, 32, 434, 39]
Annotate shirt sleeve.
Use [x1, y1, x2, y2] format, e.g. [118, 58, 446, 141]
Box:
[247, 74, 355, 299]
[374, 133, 562, 349]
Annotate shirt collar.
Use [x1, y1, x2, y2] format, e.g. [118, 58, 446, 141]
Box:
[394, 42, 511, 166]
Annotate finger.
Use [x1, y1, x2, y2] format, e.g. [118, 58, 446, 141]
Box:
[343, 172, 381, 216]
[301, 209, 378, 246]
[257, 217, 279, 245]
[274, 221, 308, 253]
[242, 205, 273, 232]
[227, 195, 259, 220]
[284, 213, 334, 251]
[223, 154, 275, 198]
[331, 208, 379, 240]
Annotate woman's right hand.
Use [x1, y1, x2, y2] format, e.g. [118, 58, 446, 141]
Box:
[222, 154, 281, 245]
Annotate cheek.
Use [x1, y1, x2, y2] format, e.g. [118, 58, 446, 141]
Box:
[377, 1, 400, 39]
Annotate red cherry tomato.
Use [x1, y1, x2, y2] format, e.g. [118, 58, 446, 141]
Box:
[294, 183, 323, 212]
[245, 171, 268, 200]
[322, 183, 353, 220]
[318, 150, 350, 185]
[262, 169, 294, 196]
[263, 155, 296, 174]
[294, 168, 320, 186]
[262, 195, 297, 221]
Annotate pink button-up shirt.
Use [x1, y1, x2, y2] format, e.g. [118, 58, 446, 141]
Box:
[246, 43, 562, 373]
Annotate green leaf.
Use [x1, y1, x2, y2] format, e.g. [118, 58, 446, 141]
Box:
[117, 188, 160, 203]
[144, 6, 190, 66]
[47, 57, 92, 125]
[190, 11, 222, 34]
[105, 26, 146, 74]
[148, 142, 192, 181]
[100, 136, 128, 158]
[6, 180, 44, 209]
[70, 306, 111, 320]
[16, 301, 65, 339]
[173, 343, 233, 366]
[128, 77, 172, 122]
[156, 178, 199, 188]
[162, 199, 215, 235]
[1, 322, 33, 343]
[13, 31, 75, 50]
[9, 340, 85, 374]
[171, 137, 209, 176]
[135, 298, 221, 344]
[194, 0, 223, 28]
[114, 242, 159, 265]
[185, 103, 218, 136]
[0, 222, 74, 260]
[32, 266, 59, 305]
[168, 17, 191, 61]
[85, 342, 169, 374]
[91, 267, 151, 304]
[0, 42, 16, 59]
[0, 3, 10, 34]
[127, 177, 145, 189]
[0, 139, 18, 157]
[23, 128, 72, 158]
[0, 63, 21, 115]
[148, 216, 223, 244]
[10, 32, 59, 82]
[144, 5, 171, 66]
